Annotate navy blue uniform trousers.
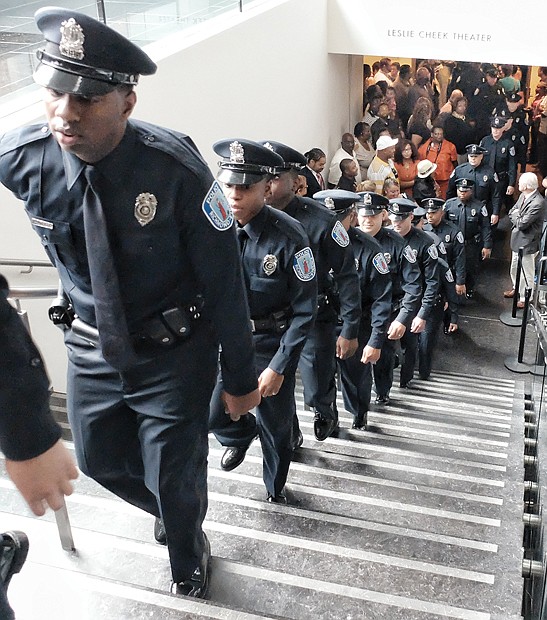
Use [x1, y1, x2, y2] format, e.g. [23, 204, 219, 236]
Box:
[64, 322, 217, 583]
[209, 332, 296, 498]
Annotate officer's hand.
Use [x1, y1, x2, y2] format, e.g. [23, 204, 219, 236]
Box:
[448, 323, 458, 333]
[336, 336, 358, 360]
[6, 439, 78, 516]
[258, 367, 284, 398]
[361, 346, 381, 365]
[223, 388, 261, 421]
[410, 316, 426, 333]
[481, 247, 492, 260]
[490, 214, 499, 225]
[507, 186, 515, 196]
[455, 284, 466, 296]
[387, 320, 406, 340]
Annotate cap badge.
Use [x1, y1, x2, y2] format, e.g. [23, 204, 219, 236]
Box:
[59, 18, 85, 61]
[428, 199, 434, 208]
[263, 142, 274, 152]
[483, 175, 488, 182]
[134, 193, 157, 226]
[325, 197, 335, 210]
[392, 204, 400, 213]
[263, 254, 278, 276]
[364, 193, 372, 206]
[229, 141, 245, 164]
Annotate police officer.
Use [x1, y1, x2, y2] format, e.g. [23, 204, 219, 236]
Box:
[0, 274, 78, 620]
[423, 197, 466, 296]
[208, 139, 317, 503]
[388, 199, 440, 389]
[315, 191, 392, 430]
[259, 141, 361, 442]
[446, 144, 502, 225]
[467, 65, 507, 141]
[444, 178, 492, 298]
[358, 194, 422, 405]
[480, 116, 517, 207]
[0, 8, 260, 598]
[505, 92, 530, 175]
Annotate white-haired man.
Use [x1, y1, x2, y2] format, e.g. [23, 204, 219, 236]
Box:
[505, 173, 547, 307]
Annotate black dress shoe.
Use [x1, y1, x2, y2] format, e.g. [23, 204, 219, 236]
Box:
[419, 373, 430, 380]
[0, 531, 29, 587]
[170, 534, 210, 598]
[466, 289, 474, 299]
[292, 430, 304, 451]
[220, 445, 250, 471]
[443, 325, 449, 335]
[400, 381, 412, 389]
[374, 394, 390, 405]
[154, 518, 167, 545]
[351, 413, 367, 430]
[313, 415, 338, 441]
[267, 492, 288, 504]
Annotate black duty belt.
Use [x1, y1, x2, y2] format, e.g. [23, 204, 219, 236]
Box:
[250, 309, 291, 334]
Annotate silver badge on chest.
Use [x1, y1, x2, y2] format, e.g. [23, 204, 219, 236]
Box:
[59, 18, 85, 60]
[134, 193, 157, 226]
[263, 254, 278, 276]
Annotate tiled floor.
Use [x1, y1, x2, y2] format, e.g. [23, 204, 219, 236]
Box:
[0, 0, 238, 100]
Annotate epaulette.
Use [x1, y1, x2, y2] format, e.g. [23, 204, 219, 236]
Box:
[298, 196, 337, 222]
[268, 206, 307, 244]
[0, 123, 50, 157]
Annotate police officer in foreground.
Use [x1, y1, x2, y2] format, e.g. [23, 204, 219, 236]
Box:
[260, 141, 361, 442]
[388, 199, 440, 389]
[0, 8, 260, 598]
[444, 179, 492, 299]
[313, 190, 391, 431]
[446, 144, 502, 225]
[480, 116, 517, 208]
[0, 275, 78, 619]
[358, 194, 422, 405]
[209, 140, 317, 503]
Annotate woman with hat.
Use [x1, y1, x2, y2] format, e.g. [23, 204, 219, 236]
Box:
[413, 159, 441, 206]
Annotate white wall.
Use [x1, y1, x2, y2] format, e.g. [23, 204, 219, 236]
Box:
[0, 0, 362, 392]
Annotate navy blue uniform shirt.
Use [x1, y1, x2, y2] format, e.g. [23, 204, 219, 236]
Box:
[479, 135, 517, 186]
[444, 196, 493, 249]
[424, 219, 466, 285]
[446, 162, 502, 216]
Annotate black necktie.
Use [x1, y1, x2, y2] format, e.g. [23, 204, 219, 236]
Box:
[83, 165, 137, 370]
[237, 226, 248, 253]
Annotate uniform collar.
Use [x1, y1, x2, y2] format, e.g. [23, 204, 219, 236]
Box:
[241, 204, 268, 242]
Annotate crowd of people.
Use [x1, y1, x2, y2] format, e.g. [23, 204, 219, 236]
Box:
[2, 14, 547, 617]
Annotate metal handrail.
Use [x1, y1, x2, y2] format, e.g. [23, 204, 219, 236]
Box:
[8, 287, 57, 299]
[0, 258, 54, 274]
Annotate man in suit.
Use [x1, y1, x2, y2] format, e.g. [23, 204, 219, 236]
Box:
[302, 148, 326, 197]
[505, 173, 547, 307]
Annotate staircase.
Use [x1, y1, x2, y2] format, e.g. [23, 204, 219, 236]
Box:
[0, 370, 524, 619]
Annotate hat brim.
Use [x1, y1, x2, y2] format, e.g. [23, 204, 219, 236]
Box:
[217, 168, 267, 186]
[358, 207, 383, 216]
[388, 212, 411, 221]
[417, 163, 437, 178]
[34, 63, 116, 97]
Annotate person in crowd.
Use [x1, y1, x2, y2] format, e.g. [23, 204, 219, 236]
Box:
[390, 62, 401, 83]
[505, 92, 529, 175]
[261, 141, 361, 444]
[363, 63, 374, 90]
[295, 174, 308, 196]
[387, 198, 440, 389]
[435, 89, 463, 126]
[367, 135, 399, 193]
[393, 139, 419, 197]
[434, 62, 454, 110]
[447, 144, 502, 225]
[407, 96, 434, 148]
[418, 125, 458, 199]
[443, 96, 477, 164]
[327, 191, 392, 431]
[0, 275, 78, 620]
[336, 159, 359, 191]
[374, 58, 394, 86]
[209, 140, 316, 504]
[468, 64, 507, 141]
[371, 102, 401, 147]
[363, 87, 384, 127]
[413, 159, 440, 205]
[357, 179, 378, 192]
[382, 177, 401, 199]
[393, 64, 413, 129]
[302, 148, 327, 197]
[504, 173, 546, 308]
[408, 67, 434, 115]
[537, 85, 547, 178]
[353, 122, 375, 180]
[480, 116, 517, 209]
[328, 133, 362, 187]
[448, 62, 484, 101]
[499, 64, 520, 95]
[0, 8, 261, 598]
[444, 178, 492, 298]
[529, 82, 547, 166]
[358, 196, 422, 406]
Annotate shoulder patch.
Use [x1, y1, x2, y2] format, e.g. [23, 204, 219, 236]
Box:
[481, 205, 488, 217]
[293, 247, 316, 281]
[372, 252, 389, 275]
[509, 146, 515, 156]
[445, 268, 454, 283]
[403, 245, 416, 264]
[493, 172, 499, 182]
[438, 241, 447, 255]
[428, 244, 439, 260]
[202, 181, 234, 231]
[456, 231, 465, 244]
[331, 220, 350, 247]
